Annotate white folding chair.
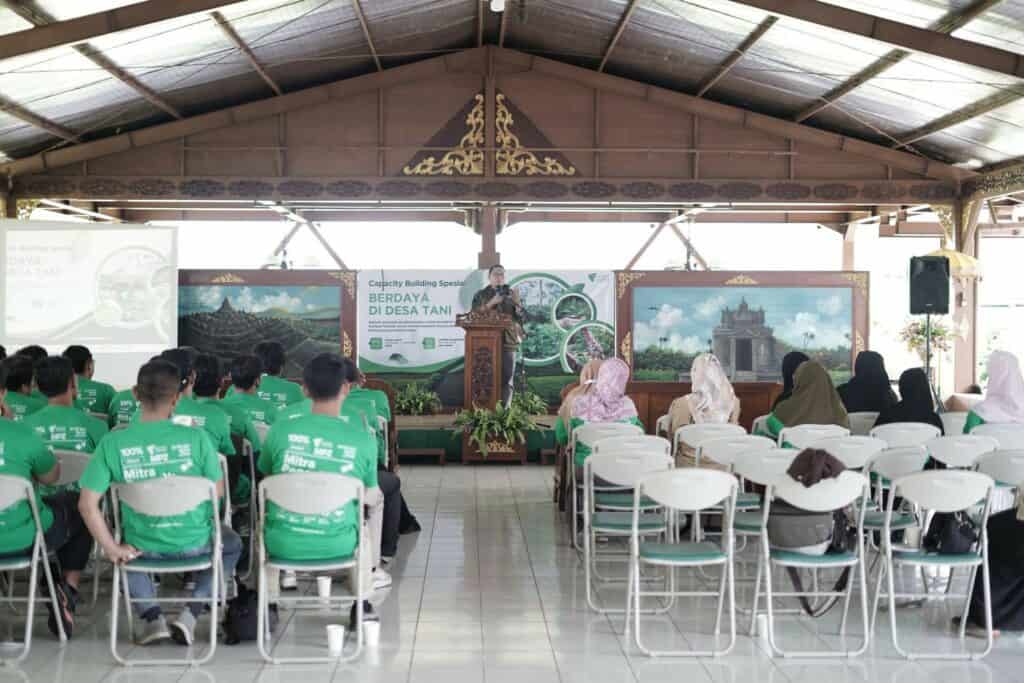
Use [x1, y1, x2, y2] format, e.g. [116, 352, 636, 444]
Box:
[675, 423, 746, 459]
[625, 469, 738, 657]
[590, 435, 670, 511]
[583, 449, 673, 613]
[692, 435, 775, 541]
[235, 439, 258, 581]
[976, 449, 1024, 489]
[254, 422, 270, 444]
[809, 436, 887, 471]
[758, 471, 872, 658]
[925, 435, 998, 470]
[0, 475, 67, 663]
[941, 411, 969, 437]
[847, 412, 879, 436]
[778, 424, 849, 449]
[972, 423, 1024, 450]
[875, 471, 995, 660]
[53, 449, 108, 607]
[863, 446, 929, 530]
[257, 473, 367, 664]
[377, 416, 389, 469]
[654, 414, 672, 438]
[110, 476, 221, 666]
[218, 454, 232, 524]
[870, 422, 941, 448]
[751, 414, 770, 437]
[569, 422, 644, 551]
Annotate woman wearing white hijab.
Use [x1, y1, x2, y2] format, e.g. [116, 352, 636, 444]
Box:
[964, 350, 1024, 433]
[667, 353, 741, 467]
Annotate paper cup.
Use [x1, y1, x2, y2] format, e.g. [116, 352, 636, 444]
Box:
[317, 576, 332, 605]
[327, 624, 345, 656]
[755, 614, 772, 657]
[363, 620, 381, 647]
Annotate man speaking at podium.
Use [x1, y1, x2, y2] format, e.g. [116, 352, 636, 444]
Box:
[471, 264, 526, 406]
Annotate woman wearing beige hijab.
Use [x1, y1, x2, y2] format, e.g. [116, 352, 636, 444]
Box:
[667, 353, 741, 468]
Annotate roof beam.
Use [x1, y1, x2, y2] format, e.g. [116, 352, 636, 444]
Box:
[476, 0, 484, 48]
[3, 1, 182, 118]
[893, 87, 1024, 148]
[793, 0, 1006, 122]
[696, 16, 776, 97]
[0, 93, 79, 142]
[598, 0, 638, 73]
[0, 0, 249, 62]
[498, 4, 509, 48]
[350, 0, 381, 72]
[211, 10, 282, 95]
[728, 0, 1024, 81]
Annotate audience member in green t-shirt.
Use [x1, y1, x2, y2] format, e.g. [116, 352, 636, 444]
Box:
[562, 358, 644, 467]
[764, 360, 850, 442]
[62, 345, 116, 415]
[2, 354, 46, 421]
[222, 355, 278, 426]
[252, 341, 304, 407]
[259, 353, 397, 624]
[79, 358, 242, 647]
[0, 359, 93, 640]
[154, 349, 236, 457]
[25, 356, 109, 454]
[193, 353, 256, 501]
[963, 350, 1024, 434]
[107, 389, 140, 428]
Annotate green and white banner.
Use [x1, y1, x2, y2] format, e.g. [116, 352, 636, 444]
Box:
[357, 269, 615, 405]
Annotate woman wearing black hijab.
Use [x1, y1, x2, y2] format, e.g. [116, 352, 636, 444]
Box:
[837, 350, 897, 413]
[874, 368, 944, 434]
[772, 351, 809, 410]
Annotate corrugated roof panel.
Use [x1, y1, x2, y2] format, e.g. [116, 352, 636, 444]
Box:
[362, 0, 477, 68]
[913, 97, 1024, 164]
[34, 0, 140, 21]
[816, 0, 950, 28]
[503, 0, 623, 69]
[0, 47, 128, 112]
[953, 0, 1024, 54]
[0, 7, 32, 37]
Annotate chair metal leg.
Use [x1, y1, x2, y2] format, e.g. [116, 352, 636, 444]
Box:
[748, 547, 764, 636]
[37, 543, 67, 644]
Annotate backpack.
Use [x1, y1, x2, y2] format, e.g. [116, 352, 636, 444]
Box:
[223, 583, 276, 644]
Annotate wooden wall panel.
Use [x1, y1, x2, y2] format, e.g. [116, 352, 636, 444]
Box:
[597, 92, 694, 179]
[698, 119, 789, 179]
[286, 92, 379, 177]
[792, 141, 892, 181]
[185, 118, 279, 176]
[626, 382, 782, 433]
[87, 140, 182, 176]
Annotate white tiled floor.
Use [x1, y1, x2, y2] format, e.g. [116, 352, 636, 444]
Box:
[2, 464, 1023, 682]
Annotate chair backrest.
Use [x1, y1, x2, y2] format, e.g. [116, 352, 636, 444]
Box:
[254, 421, 270, 443]
[940, 411, 968, 437]
[869, 422, 942, 448]
[697, 435, 776, 468]
[808, 435, 887, 470]
[675, 423, 746, 450]
[0, 474, 33, 517]
[259, 472, 364, 516]
[864, 446, 929, 483]
[771, 471, 869, 513]
[587, 451, 673, 489]
[778, 424, 849, 449]
[112, 476, 217, 517]
[592, 435, 670, 456]
[218, 454, 232, 520]
[53, 449, 92, 487]
[751, 414, 770, 435]
[972, 423, 1024, 450]
[893, 470, 993, 514]
[639, 468, 737, 512]
[976, 449, 1024, 487]
[733, 448, 800, 487]
[847, 411, 880, 436]
[925, 435, 998, 469]
[573, 421, 643, 450]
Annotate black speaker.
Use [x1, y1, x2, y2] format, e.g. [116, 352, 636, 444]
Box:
[909, 256, 950, 315]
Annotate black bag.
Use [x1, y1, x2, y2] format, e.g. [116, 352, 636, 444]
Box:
[223, 583, 276, 644]
[923, 512, 979, 555]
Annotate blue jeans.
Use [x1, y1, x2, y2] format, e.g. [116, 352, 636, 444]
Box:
[126, 526, 242, 617]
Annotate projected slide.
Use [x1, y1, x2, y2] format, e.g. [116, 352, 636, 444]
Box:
[1, 220, 177, 388]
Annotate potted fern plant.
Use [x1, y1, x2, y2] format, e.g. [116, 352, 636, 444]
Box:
[454, 402, 537, 463]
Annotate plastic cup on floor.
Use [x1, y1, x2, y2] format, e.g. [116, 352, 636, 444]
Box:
[363, 620, 381, 647]
[317, 576, 332, 606]
[327, 624, 345, 656]
[755, 614, 772, 657]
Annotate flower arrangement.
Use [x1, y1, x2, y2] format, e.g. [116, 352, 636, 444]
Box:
[899, 318, 954, 362]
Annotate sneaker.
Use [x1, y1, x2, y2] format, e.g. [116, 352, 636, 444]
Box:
[170, 609, 197, 646]
[280, 570, 298, 591]
[952, 617, 999, 639]
[136, 615, 171, 645]
[349, 600, 378, 627]
[372, 569, 393, 591]
[182, 572, 196, 592]
[45, 579, 77, 639]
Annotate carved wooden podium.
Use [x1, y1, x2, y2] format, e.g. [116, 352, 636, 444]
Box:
[455, 309, 517, 410]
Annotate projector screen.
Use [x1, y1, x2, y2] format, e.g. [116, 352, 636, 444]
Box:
[1, 220, 177, 389]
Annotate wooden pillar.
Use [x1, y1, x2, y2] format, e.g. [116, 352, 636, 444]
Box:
[951, 199, 982, 392]
[842, 223, 857, 270]
[478, 205, 499, 269]
[3, 194, 16, 219]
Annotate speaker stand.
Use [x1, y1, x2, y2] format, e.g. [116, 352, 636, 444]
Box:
[924, 313, 943, 411]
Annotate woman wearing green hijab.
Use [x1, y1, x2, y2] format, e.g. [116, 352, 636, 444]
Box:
[765, 360, 849, 438]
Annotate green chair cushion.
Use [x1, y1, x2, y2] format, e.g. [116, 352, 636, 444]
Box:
[268, 554, 356, 570]
[592, 511, 665, 532]
[594, 492, 657, 509]
[862, 511, 917, 529]
[893, 550, 982, 567]
[771, 549, 857, 566]
[733, 511, 763, 533]
[124, 555, 214, 572]
[639, 541, 726, 563]
[735, 492, 762, 509]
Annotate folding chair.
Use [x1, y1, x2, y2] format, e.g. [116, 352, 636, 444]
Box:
[569, 422, 644, 551]
[862, 447, 929, 551]
[0, 475, 67, 663]
[847, 412, 879, 437]
[590, 435, 670, 512]
[234, 439, 258, 581]
[692, 435, 775, 541]
[654, 414, 671, 439]
[625, 468, 738, 657]
[377, 416, 389, 469]
[257, 473, 367, 664]
[940, 412, 968, 437]
[870, 422, 941, 448]
[758, 471, 871, 658]
[875, 470, 995, 660]
[976, 450, 1024, 513]
[53, 449, 108, 607]
[925, 435, 998, 470]
[674, 423, 746, 461]
[972, 423, 1024, 450]
[777, 424, 849, 449]
[751, 415, 770, 437]
[109, 476, 222, 666]
[583, 448, 673, 613]
[808, 436, 887, 471]
[254, 422, 270, 444]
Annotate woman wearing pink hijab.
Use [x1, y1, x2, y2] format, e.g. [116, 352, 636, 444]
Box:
[964, 350, 1024, 433]
[567, 358, 643, 467]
